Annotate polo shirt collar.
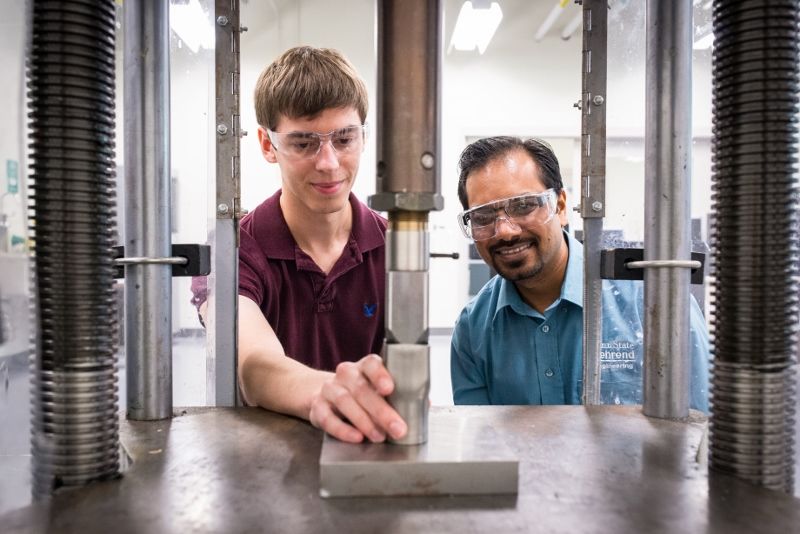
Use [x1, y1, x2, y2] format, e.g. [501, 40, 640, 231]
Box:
[493, 229, 584, 320]
[561, 230, 584, 307]
[257, 189, 384, 260]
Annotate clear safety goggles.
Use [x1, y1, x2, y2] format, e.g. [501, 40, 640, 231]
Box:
[266, 123, 368, 160]
[457, 189, 557, 241]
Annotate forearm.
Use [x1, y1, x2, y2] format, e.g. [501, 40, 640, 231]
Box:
[239, 350, 332, 420]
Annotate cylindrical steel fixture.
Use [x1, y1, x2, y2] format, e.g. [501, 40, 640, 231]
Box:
[387, 212, 430, 272]
[371, 0, 443, 212]
[642, 0, 693, 419]
[385, 211, 430, 444]
[708, 0, 799, 494]
[123, 0, 173, 420]
[385, 344, 430, 445]
[28, 0, 120, 496]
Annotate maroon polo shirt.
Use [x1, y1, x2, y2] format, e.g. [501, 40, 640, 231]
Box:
[237, 190, 386, 371]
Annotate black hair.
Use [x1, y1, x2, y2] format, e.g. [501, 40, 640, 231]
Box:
[456, 136, 564, 210]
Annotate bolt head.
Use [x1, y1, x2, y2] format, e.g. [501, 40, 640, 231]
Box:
[591, 201, 603, 212]
[217, 203, 229, 214]
[592, 95, 605, 106]
[216, 15, 229, 26]
[420, 152, 435, 170]
[217, 124, 228, 135]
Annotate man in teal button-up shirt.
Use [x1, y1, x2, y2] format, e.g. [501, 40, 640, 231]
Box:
[450, 136, 709, 411]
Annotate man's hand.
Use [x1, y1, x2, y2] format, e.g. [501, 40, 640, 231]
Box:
[309, 354, 408, 444]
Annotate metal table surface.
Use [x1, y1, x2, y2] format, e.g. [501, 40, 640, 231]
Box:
[1, 405, 799, 533]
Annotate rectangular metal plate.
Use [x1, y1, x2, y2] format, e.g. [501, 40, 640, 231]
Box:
[319, 408, 518, 497]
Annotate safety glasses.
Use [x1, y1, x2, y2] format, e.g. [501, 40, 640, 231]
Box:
[457, 189, 557, 241]
[266, 124, 368, 160]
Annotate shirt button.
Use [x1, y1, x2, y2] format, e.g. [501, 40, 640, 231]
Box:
[542, 325, 550, 333]
[545, 368, 554, 377]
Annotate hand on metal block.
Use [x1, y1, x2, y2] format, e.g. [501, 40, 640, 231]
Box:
[309, 354, 408, 444]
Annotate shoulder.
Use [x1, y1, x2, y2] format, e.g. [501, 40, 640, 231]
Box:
[350, 195, 387, 251]
[457, 276, 502, 329]
[353, 195, 387, 228]
[240, 191, 296, 260]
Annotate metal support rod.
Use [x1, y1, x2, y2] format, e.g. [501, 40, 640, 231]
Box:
[642, 0, 693, 419]
[209, 0, 242, 407]
[579, 0, 608, 406]
[123, 0, 173, 421]
[626, 260, 700, 270]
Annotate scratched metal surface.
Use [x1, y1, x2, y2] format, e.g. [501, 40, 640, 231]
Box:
[2, 405, 800, 533]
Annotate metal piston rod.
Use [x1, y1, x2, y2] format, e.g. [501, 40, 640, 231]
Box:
[371, 0, 443, 445]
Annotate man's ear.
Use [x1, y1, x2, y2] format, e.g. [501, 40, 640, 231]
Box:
[557, 189, 569, 227]
[257, 126, 278, 164]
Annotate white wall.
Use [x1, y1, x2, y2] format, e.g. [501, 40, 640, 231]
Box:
[238, 0, 378, 211]
[0, 0, 29, 361]
[0, 0, 28, 254]
[162, 0, 716, 330]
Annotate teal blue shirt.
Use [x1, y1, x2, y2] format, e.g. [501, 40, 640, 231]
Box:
[450, 231, 710, 412]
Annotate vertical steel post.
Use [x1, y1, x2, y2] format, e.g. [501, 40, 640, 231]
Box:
[208, 0, 242, 407]
[642, 0, 693, 418]
[124, 0, 173, 420]
[579, 0, 608, 406]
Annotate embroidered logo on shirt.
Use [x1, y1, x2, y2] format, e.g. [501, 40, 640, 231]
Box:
[363, 303, 377, 318]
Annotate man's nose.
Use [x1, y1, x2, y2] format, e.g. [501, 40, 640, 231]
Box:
[493, 215, 521, 239]
[315, 138, 340, 170]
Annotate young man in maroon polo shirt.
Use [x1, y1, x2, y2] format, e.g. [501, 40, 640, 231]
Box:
[193, 46, 406, 444]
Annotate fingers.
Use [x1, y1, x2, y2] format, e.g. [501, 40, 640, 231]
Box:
[341, 356, 407, 440]
[357, 354, 395, 396]
[309, 391, 365, 444]
[309, 355, 408, 443]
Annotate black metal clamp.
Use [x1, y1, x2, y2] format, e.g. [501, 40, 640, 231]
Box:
[113, 244, 211, 279]
[600, 248, 705, 285]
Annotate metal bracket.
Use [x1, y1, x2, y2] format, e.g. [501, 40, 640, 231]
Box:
[113, 244, 211, 279]
[579, 1, 607, 219]
[215, 0, 242, 223]
[579, 0, 608, 407]
[600, 248, 705, 284]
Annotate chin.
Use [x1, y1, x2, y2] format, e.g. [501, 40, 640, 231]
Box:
[497, 260, 543, 283]
[313, 196, 350, 214]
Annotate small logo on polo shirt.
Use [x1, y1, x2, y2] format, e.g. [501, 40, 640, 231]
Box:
[363, 303, 377, 318]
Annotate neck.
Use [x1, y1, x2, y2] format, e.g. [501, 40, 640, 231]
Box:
[280, 191, 352, 272]
[514, 233, 569, 314]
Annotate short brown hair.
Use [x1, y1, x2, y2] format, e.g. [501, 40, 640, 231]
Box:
[254, 46, 368, 130]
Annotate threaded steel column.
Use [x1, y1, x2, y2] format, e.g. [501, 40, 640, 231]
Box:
[708, 0, 799, 494]
[28, 0, 120, 496]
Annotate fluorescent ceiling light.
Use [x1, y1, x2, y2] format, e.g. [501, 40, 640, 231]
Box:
[693, 32, 714, 50]
[170, 0, 214, 54]
[535, 0, 570, 42]
[449, 1, 503, 54]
